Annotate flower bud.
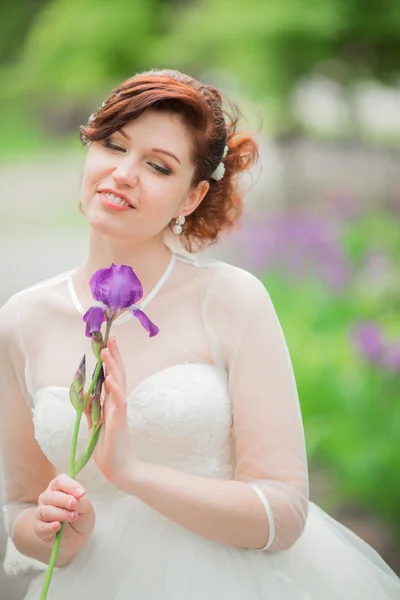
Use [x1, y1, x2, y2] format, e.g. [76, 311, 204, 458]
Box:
[72, 355, 86, 393]
[91, 330, 104, 360]
[70, 385, 83, 411]
[69, 355, 86, 411]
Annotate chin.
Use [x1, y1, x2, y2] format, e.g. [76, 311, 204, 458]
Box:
[88, 212, 130, 239]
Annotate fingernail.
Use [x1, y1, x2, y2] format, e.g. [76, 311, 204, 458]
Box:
[76, 488, 85, 497]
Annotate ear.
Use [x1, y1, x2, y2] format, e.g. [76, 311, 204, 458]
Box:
[180, 180, 210, 217]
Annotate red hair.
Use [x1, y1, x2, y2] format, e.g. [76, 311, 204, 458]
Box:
[80, 69, 259, 251]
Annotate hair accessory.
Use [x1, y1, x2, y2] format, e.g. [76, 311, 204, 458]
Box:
[173, 215, 186, 235]
[210, 144, 229, 182]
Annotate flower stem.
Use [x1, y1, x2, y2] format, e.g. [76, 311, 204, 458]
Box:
[40, 522, 65, 600]
[68, 360, 101, 475]
[68, 320, 112, 473]
[72, 425, 102, 476]
[41, 321, 112, 599]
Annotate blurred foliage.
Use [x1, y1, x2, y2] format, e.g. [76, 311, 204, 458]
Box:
[2, 0, 400, 137]
[1, 0, 163, 100]
[155, 0, 400, 126]
[0, 0, 48, 66]
[246, 207, 400, 531]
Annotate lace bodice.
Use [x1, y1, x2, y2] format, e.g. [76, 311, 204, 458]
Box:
[33, 363, 234, 499]
[0, 251, 309, 555]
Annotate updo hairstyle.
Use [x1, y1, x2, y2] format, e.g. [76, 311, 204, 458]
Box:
[80, 69, 259, 251]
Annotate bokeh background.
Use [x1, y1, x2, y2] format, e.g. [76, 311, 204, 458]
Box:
[1, 1, 400, 597]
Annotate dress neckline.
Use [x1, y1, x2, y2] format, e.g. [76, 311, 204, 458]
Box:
[67, 252, 177, 325]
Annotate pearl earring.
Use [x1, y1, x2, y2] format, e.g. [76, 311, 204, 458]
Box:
[173, 215, 185, 235]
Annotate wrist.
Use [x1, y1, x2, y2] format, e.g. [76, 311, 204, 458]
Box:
[115, 458, 146, 495]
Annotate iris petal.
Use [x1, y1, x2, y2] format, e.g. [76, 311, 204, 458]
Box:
[89, 264, 143, 311]
[129, 308, 159, 337]
[83, 306, 107, 337]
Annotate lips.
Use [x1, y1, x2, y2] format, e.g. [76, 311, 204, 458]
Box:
[96, 193, 131, 212]
[98, 188, 135, 208]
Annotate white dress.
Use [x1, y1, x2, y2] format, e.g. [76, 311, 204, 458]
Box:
[0, 251, 399, 599]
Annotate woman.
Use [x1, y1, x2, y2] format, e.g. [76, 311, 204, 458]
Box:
[0, 69, 399, 599]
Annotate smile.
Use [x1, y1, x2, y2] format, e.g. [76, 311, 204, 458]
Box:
[99, 192, 134, 211]
[102, 192, 131, 207]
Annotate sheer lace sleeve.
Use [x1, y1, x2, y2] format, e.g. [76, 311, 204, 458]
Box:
[0, 294, 56, 542]
[205, 266, 309, 551]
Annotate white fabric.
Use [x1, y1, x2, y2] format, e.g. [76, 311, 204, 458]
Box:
[0, 252, 399, 599]
[247, 483, 275, 550]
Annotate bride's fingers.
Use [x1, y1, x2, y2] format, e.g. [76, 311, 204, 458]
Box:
[101, 348, 117, 377]
[108, 338, 126, 380]
[102, 347, 125, 391]
[105, 374, 127, 410]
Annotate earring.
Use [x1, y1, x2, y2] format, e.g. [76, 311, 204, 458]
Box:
[173, 215, 185, 235]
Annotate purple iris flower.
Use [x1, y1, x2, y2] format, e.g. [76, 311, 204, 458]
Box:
[83, 264, 159, 337]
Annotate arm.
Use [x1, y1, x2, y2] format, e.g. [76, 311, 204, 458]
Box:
[0, 297, 92, 568]
[12, 508, 77, 568]
[122, 462, 272, 549]
[118, 272, 308, 551]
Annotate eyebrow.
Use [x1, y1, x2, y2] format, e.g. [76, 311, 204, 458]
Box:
[152, 148, 181, 165]
[119, 128, 181, 165]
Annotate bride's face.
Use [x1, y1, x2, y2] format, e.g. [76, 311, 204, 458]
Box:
[80, 109, 209, 240]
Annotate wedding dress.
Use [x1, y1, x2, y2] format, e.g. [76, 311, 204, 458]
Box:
[0, 251, 399, 599]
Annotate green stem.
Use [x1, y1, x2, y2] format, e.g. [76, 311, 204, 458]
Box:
[68, 360, 101, 475]
[40, 523, 65, 600]
[72, 425, 102, 476]
[41, 422, 103, 598]
[69, 410, 83, 475]
[68, 319, 112, 472]
[41, 321, 112, 599]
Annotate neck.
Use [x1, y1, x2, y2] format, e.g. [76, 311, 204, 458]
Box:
[75, 229, 173, 304]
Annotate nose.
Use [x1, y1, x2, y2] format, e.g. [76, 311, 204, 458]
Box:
[112, 159, 138, 188]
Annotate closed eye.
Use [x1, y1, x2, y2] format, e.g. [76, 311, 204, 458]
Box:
[102, 140, 171, 175]
[102, 140, 126, 152]
[148, 163, 172, 176]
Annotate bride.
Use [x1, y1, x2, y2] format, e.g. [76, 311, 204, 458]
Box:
[0, 69, 399, 599]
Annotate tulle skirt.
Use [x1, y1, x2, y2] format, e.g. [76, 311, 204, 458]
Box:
[24, 498, 400, 600]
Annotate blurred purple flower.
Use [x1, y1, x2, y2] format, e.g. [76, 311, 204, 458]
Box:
[83, 264, 159, 338]
[351, 322, 385, 361]
[381, 344, 400, 372]
[351, 322, 400, 375]
[238, 211, 351, 292]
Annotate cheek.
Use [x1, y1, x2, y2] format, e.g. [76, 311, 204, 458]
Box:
[81, 152, 108, 197]
[142, 174, 188, 213]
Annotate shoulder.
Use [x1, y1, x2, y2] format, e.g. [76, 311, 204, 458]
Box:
[0, 270, 72, 337]
[207, 261, 271, 306]
[176, 251, 273, 313]
[0, 295, 19, 348]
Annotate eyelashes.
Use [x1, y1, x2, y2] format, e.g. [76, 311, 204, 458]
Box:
[150, 163, 171, 176]
[101, 140, 172, 176]
[103, 140, 125, 152]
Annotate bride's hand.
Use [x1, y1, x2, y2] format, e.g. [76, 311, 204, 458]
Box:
[36, 475, 95, 556]
[84, 337, 140, 490]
